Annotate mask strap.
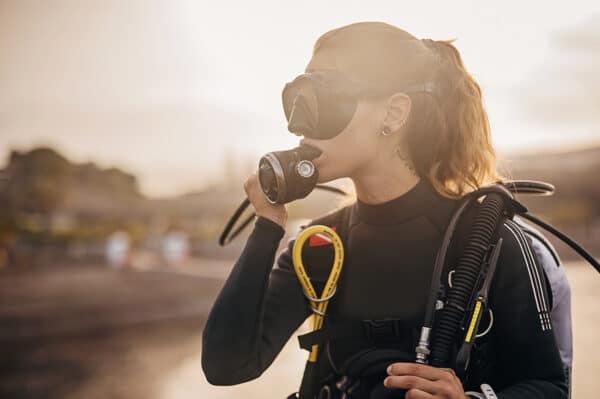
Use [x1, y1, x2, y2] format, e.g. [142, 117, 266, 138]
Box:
[400, 80, 437, 94]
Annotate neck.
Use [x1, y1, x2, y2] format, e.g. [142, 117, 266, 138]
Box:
[350, 153, 421, 205]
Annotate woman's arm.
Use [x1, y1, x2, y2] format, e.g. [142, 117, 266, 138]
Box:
[487, 221, 568, 399]
[201, 216, 311, 385]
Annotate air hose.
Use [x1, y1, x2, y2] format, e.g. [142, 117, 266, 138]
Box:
[429, 192, 507, 368]
[290, 225, 344, 399]
[219, 185, 348, 246]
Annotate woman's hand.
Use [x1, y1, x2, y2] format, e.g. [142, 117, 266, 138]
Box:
[244, 171, 288, 229]
[384, 362, 468, 399]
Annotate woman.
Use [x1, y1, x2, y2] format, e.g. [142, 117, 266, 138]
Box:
[202, 22, 568, 399]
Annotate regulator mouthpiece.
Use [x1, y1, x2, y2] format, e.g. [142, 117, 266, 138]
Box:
[258, 144, 321, 204]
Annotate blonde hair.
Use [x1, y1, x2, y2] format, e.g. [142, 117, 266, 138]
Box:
[406, 38, 504, 197]
[312, 23, 504, 198]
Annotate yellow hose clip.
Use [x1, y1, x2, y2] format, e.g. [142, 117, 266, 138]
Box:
[465, 300, 483, 343]
[292, 225, 344, 363]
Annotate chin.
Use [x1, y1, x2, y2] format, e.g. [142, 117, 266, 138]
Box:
[316, 169, 329, 184]
[316, 168, 340, 184]
[316, 175, 328, 184]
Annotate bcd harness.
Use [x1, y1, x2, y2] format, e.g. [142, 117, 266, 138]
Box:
[286, 181, 600, 399]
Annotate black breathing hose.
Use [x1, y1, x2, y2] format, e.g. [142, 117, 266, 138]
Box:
[519, 212, 600, 273]
[429, 193, 506, 368]
[219, 184, 348, 246]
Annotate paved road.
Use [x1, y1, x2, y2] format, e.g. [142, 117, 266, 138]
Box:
[0, 260, 229, 399]
[0, 261, 227, 339]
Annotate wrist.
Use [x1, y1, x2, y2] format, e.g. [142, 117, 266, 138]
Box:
[257, 212, 287, 228]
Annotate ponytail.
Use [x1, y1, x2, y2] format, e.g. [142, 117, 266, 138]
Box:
[404, 38, 503, 198]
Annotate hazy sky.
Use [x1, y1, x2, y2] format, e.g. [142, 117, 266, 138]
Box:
[1, 0, 599, 197]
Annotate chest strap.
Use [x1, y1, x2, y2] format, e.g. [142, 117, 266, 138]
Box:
[298, 319, 418, 351]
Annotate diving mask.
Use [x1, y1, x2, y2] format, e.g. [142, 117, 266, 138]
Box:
[282, 70, 436, 140]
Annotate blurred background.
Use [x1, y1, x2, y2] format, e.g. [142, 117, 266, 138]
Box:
[1, 1, 599, 398]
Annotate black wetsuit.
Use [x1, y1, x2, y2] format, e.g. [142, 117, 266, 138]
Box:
[202, 179, 568, 398]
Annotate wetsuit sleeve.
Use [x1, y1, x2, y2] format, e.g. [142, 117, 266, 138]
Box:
[201, 216, 311, 385]
[486, 221, 568, 399]
[518, 220, 573, 394]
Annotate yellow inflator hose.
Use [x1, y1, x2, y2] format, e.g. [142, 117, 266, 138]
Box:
[292, 225, 344, 363]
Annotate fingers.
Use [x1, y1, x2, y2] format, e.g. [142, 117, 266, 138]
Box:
[386, 363, 461, 397]
[243, 172, 288, 227]
[445, 367, 462, 387]
[384, 375, 438, 393]
[244, 172, 265, 205]
[384, 375, 456, 397]
[404, 389, 435, 399]
[243, 172, 258, 196]
[387, 363, 454, 383]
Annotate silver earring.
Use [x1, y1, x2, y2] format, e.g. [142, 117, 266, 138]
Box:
[381, 127, 392, 136]
[382, 119, 407, 136]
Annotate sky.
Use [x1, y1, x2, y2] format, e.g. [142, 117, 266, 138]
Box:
[1, 0, 600, 197]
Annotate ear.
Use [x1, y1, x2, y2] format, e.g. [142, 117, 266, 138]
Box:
[383, 93, 412, 132]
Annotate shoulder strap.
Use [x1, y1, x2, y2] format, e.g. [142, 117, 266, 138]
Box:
[428, 188, 512, 370]
[514, 217, 561, 267]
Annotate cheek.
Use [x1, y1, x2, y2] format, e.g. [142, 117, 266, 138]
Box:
[344, 126, 379, 163]
[315, 100, 381, 172]
[343, 102, 381, 154]
[319, 133, 371, 174]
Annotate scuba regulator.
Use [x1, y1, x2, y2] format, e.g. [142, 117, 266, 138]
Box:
[258, 144, 323, 205]
[219, 143, 347, 246]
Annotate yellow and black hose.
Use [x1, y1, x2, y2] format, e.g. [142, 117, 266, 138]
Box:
[290, 225, 344, 399]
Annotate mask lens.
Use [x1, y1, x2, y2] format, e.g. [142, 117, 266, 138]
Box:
[282, 71, 359, 140]
[282, 75, 319, 137]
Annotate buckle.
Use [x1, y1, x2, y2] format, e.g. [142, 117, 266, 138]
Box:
[363, 319, 399, 341]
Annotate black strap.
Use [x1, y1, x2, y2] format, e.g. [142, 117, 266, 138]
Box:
[219, 184, 348, 246]
[343, 348, 415, 377]
[298, 329, 330, 351]
[298, 319, 417, 351]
